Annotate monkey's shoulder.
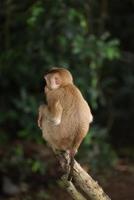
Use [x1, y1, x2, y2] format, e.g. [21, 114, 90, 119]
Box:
[63, 84, 82, 96]
[62, 85, 88, 107]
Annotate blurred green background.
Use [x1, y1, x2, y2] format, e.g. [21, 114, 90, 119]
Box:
[0, 0, 134, 200]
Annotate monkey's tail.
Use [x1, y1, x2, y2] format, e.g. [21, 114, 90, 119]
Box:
[68, 152, 74, 181]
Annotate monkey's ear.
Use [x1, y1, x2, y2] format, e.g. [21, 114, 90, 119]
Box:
[44, 67, 58, 76]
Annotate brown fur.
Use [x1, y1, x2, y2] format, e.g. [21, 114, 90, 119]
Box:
[38, 68, 93, 155]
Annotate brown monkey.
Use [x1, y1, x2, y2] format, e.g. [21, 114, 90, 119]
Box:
[38, 68, 93, 179]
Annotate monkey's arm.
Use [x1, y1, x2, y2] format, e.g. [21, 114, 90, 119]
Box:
[47, 100, 63, 125]
[67, 131, 87, 181]
[38, 101, 63, 127]
[44, 86, 63, 125]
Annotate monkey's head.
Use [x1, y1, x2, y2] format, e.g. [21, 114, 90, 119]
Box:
[44, 68, 73, 90]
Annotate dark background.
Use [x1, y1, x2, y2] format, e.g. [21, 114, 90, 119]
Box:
[0, 1, 134, 199]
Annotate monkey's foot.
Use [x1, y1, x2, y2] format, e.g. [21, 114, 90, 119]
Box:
[55, 150, 71, 178]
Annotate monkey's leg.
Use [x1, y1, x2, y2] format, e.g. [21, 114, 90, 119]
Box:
[68, 150, 75, 181]
[68, 132, 86, 181]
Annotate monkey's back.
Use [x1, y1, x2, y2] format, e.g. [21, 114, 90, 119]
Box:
[42, 84, 93, 151]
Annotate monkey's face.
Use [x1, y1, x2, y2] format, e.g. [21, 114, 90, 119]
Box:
[44, 73, 61, 90]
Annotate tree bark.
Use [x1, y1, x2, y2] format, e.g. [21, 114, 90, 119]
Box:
[57, 153, 111, 200]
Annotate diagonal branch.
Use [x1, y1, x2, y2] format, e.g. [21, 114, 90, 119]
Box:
[73, 160, 111, 200]
[57, 153, 111, 200]
[60, 176, 86, 200]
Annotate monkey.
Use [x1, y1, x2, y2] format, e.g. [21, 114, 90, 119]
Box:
[38, 68, 93, 180]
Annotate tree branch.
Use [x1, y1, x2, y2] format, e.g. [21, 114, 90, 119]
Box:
[57, 152, 111, 200]
[60, 176, 86, 200]
[73, 160, 111, 200]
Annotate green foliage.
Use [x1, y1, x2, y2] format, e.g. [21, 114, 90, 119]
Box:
[27, 1, 44, 27]
[0, 144, 47, 177]
[0, 0, 134, 170]
[72, 33, 120, 108]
